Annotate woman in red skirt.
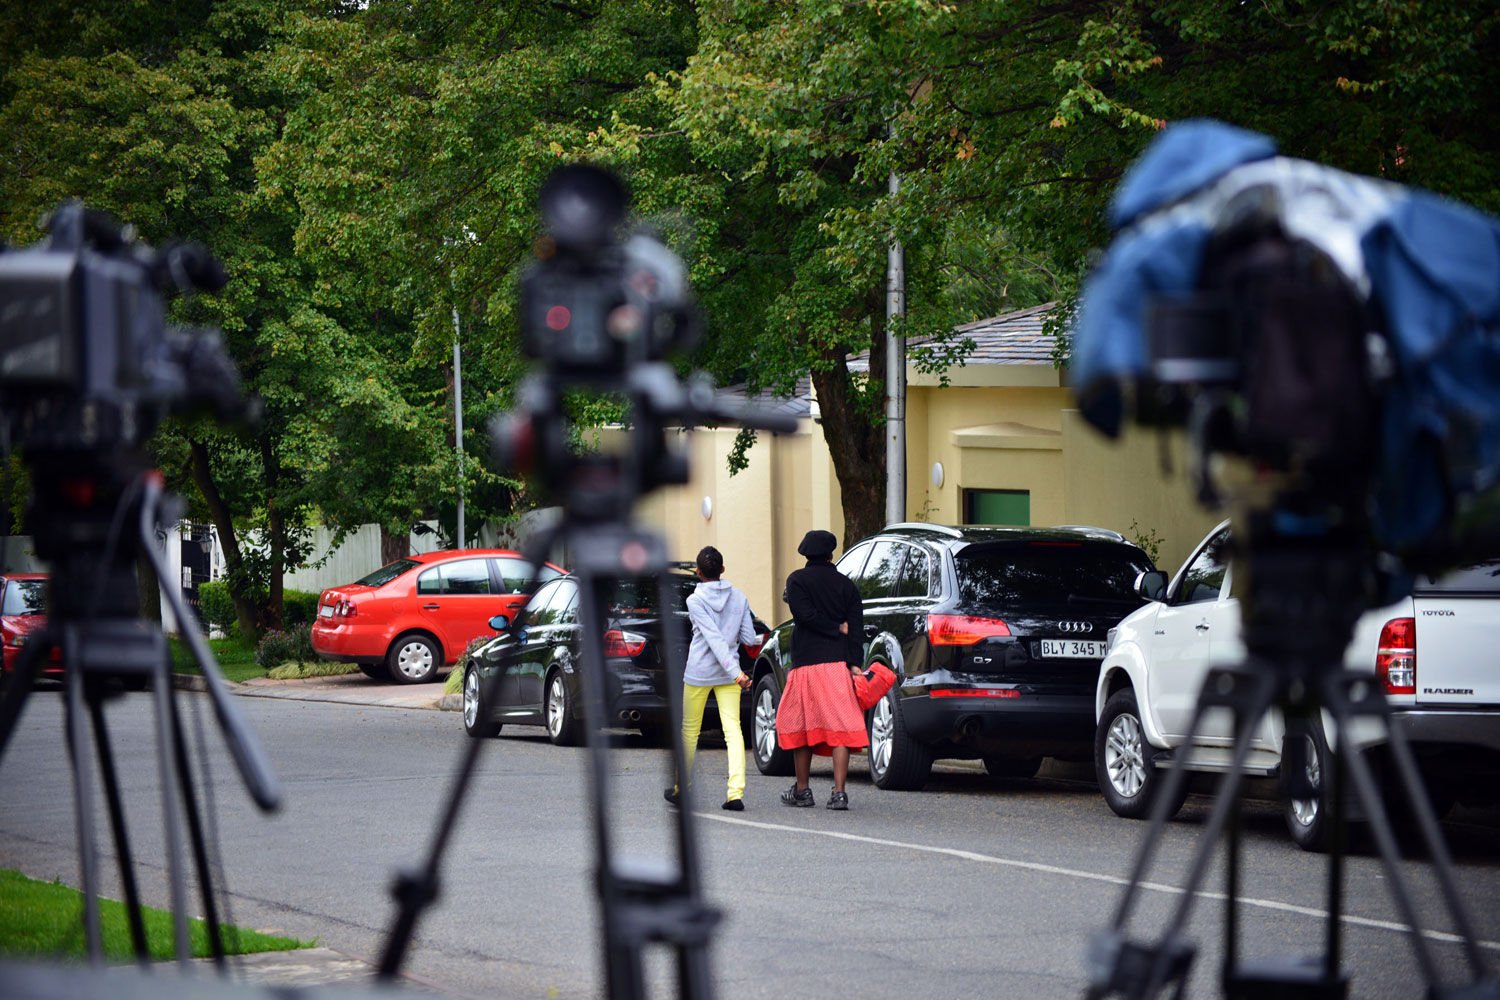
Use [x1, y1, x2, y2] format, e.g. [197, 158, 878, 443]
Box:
[777, 530, 868, 811]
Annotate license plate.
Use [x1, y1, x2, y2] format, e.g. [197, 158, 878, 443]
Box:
[1039, 639, 1105, 659]
[319, 605, 335, 618]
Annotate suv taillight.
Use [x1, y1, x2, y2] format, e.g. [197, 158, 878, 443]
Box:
[1376, 617, 1416, 695]
[603, 629, 647, 658]
[927, 614, 1011, 646]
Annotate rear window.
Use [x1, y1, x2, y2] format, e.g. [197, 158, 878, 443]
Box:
[355, 559, 420, 587]
[608, 576, 697, 616]
[2, 580, 46, 616]
[1415, 562, 1500, 595]
[955, 542, 1153, 606]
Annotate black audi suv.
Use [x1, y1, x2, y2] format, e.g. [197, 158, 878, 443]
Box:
[749, 523, 1155, 790]
[461, 570, 766, 746]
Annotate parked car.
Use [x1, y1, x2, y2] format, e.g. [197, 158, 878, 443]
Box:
[1094, 520, 1500, 849]
[748, 524, 1156, 790]
[1, 573, 61, 683]
[311, 550, 564, 684]
[461, 570, 767, 745]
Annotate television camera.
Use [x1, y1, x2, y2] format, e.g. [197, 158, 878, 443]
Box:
[0, 202, 279, 967]
[1071, 120, 1500, 999]
[376, 165, 795, 1000]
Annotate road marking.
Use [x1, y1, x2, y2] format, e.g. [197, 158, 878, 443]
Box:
[701, 812, 1500, 953]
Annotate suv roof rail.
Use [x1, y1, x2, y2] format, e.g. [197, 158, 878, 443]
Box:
[882, 522, 964, 538]
[1052, 524, 1127, 543]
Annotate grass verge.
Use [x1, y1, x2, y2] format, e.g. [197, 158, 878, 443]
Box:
[169, 635, 263, 684]
[0, 868, 313, 962]
[266, 661, 359, 680]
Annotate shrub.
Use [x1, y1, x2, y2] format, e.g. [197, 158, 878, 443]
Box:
[282, 589, 320, 627]
[443, 635, 493, 696]
[255, 626, 316, 670]
[197, 581, 237, 634]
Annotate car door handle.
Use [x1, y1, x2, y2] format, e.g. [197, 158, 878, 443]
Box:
[1194, 622, 1210, 632]
[423, 603, 441, 610]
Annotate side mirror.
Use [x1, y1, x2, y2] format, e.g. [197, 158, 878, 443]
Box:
[489, 614, 512, 632]
[1134, 570, 1168, 602]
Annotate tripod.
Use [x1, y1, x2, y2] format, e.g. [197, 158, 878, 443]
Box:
[0, 465, 281, 966]
[1086, 518, 1497, 999]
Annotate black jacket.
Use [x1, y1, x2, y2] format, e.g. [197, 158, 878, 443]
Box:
[785, 560, 863, 668]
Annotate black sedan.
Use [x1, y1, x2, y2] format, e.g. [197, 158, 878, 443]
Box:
[461, 572, 765, 745]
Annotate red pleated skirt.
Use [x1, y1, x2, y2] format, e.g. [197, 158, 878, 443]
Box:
[776, 661, 870, 755]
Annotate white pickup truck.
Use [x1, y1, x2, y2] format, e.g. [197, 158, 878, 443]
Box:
[1093, 520, 1500, 850]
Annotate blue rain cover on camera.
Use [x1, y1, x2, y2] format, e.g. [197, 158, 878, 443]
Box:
[1071, 119, 1500, 552]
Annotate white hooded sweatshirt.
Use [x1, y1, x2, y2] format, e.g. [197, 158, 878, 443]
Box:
[683, 578, 758, 687]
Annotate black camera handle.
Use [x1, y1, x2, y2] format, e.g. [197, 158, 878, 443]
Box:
[0, 470, 281, 967]
[1084, 529, 1495, 1000]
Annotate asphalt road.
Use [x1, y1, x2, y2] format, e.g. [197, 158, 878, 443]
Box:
[2, 686, 1499, 999]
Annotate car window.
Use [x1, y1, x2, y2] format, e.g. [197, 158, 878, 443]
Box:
[522, 580, 563, 626]
[609, 576, 694, 616]
[495, 558, 545, 594]
[415, 559, 495, 596]
[2, 580, 46, 616]
[357, 559, 419, 588]
[1174, 532, 1230, 605]
[955, 541, 1154, 606]
[416, 566, 443, 595]
[894, 546, 931, 598]
[859, 541, 905, 601]
[836, 543, 873, 581]
[554, 584, 580, 625]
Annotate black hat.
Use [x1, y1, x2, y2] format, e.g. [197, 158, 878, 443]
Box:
[797, 529, 837, 559]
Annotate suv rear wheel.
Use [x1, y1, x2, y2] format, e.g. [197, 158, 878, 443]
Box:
[869, 688, 933, 791]
[1097, 688, 1186, 820]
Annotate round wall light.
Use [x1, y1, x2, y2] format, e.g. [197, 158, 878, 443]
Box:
[931, 462, 945, 489]
[701, 495, 714, 521]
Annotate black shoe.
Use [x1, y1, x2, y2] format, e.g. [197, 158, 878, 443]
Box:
[780, 783, 814, 807]
[722, 798, 745, 812]
[664, 787, 680, 807]
[827, 790, 849, 811]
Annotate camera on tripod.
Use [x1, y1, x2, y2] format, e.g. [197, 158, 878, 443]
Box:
[0, 201, 248, 456]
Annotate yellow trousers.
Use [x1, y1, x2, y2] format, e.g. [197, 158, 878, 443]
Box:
[679, 682, 746, 802]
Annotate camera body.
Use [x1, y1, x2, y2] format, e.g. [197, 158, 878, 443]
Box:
[0, 202, 245, 454]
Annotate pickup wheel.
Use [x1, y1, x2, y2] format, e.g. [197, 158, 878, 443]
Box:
[1097, 689, 1186, 821]
[869, 688, 934, 791]
[751, 674, 794, 776]
[1284, 719, 1335, 852]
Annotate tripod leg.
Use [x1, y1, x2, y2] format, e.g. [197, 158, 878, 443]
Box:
[87, 698, 150, 963]
[166, 692, 227, 966]
[151, 662, 193, 963]
[63, 660, 105, 962]
[1325, 675, 1490, 982]
[0, 631, 53, 766]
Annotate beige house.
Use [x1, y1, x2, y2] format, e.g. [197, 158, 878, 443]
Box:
[620, 303, 1222, 624]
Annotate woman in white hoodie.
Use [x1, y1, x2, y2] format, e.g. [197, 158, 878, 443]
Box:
[665, 546, 759, 810]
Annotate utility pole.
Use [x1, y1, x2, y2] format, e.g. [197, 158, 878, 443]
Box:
[452, 302, 466, 549]
[885, 169, 906, 527]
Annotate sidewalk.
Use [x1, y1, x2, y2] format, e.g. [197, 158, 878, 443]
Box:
[177, 671, 462, 713]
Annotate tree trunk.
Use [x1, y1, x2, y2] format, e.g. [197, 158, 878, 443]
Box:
[187, 438, 261, 641]
[810, 350, 886, 548]
[261, 438, 284, 632]
[380, 523, 410, 565]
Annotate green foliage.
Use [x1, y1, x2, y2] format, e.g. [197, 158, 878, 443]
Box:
[169, 634, 262, 684]
[443, 633, 494, 697]
[254, 626, 316, 670]
[281, 588, 320, 627]
[266, 660, 358, 680]
[197, 580, 237, 635]
[0, 868, 313, 961]
[1128, 519, 1165, 567]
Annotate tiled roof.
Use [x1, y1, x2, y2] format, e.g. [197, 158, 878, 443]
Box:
[714, 375, 813, 419]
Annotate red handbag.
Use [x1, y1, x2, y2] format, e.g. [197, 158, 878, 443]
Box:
[852, 663, 897, 711]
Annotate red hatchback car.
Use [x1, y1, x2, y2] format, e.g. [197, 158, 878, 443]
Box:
[1, 573, 61, 682]
[311, 550, 564, 684]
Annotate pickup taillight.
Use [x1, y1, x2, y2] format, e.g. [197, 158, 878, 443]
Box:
[1376, 617, 1416, 695]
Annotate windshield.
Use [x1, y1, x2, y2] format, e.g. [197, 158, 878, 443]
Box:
[2, 580, 47, 616]
[955, 542, 1153, 606]
[355, 559, 420, 588]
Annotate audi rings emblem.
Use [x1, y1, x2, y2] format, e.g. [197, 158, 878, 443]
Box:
[1056, 621, 1093, 634]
